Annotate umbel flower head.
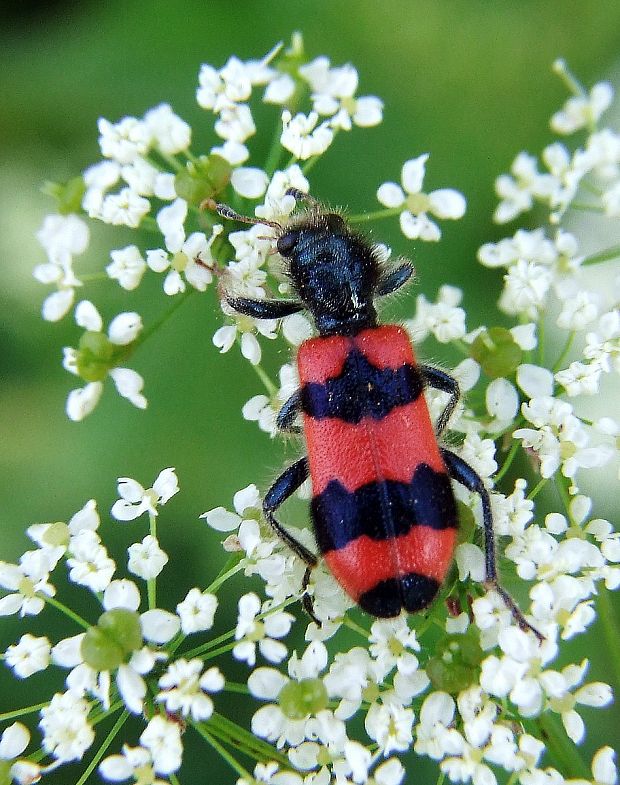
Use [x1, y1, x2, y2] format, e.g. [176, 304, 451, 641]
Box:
[6, 32, 619, 785]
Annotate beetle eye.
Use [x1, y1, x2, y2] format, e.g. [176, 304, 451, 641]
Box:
[277, 231, 298, 257]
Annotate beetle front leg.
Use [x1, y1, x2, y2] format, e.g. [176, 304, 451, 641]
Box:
[422, 365, 460, 437]
[441, 448, 543, 642]
[276, 390, 303, 435]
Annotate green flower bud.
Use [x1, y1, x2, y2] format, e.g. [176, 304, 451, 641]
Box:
[426, 629, 484, 693]
[470, 327, 522, 379]
[81, 626, 124, 671]
[98, 609, 143, 655]
[80, 609, 143, 671]
[76, 331, 116, 382]
[174, 154, 232, 206]
[279, 678, 329, 719]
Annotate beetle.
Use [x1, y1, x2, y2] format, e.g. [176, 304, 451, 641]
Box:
[206, 189, 537, 635]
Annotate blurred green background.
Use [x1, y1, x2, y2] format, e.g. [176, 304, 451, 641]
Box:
[2, 0, 620, 781]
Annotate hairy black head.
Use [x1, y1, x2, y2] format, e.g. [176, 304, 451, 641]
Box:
[277, 209, 380, 336]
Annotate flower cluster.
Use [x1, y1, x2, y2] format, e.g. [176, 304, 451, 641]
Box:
[7, 34, 619, 785]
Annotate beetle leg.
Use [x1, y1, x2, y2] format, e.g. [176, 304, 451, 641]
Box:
[263, 458, 320, 621]
[441, 448, 543, 642]
[277, 390, 303, 434]
[227, 296, 303, 320]
[421, 365, 460, 437]
[376, 261, 414, 297]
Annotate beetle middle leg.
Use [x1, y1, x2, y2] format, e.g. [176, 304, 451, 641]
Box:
[441, 447, 543, 642]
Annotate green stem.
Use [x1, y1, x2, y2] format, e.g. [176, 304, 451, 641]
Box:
[249, 358, 278, 397]
[596, 587, 620, 690]
[43, 595, 90, 629]
[537, 318, 546, 367]
[0, 702, 49, 722]
[192, 721, 253, 780]
[553, 59, 586, 98]
[205, 562, 244, 594]
[527, 477, 548, 501]
[147, 512, 157, 609]
[264, 119, 285, 176]
[537, 712, 590, 779]
[552, 331, 575, 372]
[342, 616, 370, 640]
[223, 681, 250, 695]
[209, 713, 290, 767]
[201, 641, 236, 660]
[581, 243, 620, 266]
[348, 207, 402, 223]
[74, 709, 129, 785]
[570, 201, 604, 213]
[493, 442, 520, 485]
[134, 288, 195, 350]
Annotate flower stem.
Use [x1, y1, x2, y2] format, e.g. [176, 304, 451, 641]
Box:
[74, 709, 129, 785]
[0, 702, 49, 722]
[527, 477, 548, 501]
[193, 721, 254, 781]
[43, 594, 90, 629]
[209, 712, 290, 767]
[348, 207, 402, 223]
[205, 561, 244, 594]
[135, 288, 196, 349]
[493, 441, 520, 485]
[595, 587, 620, 690]
[582, 243, 620, 266]
[537, 712, 590, 779]
[342, 616, 370, 640]
[552, 330, 575, 372]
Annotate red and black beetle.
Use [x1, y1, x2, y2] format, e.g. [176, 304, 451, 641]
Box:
[208, 189, 536, 634]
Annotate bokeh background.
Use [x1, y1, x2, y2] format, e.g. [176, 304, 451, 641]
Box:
[2, 1, 620, 782]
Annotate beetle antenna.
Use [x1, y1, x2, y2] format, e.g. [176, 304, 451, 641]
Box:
[285, 187, 321, 207]
[201, 198, 282, 231]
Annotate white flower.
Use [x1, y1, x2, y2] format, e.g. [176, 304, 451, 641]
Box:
[103, 579, 141, 611]
[100, 187, 151, 228]
[128, 536, 169, 580]
[493, 152, 559, 223]
[139, 715, 183, 775]
[111, 467, 179, 521]
[197, 57, 253, 112]
[0, 551, 56, 617]
[231, 166, 269, 199]
[67, 530, 116, 592]
[39, 691, 95, 763]
[215, 103, 256, 143]
[99, 744, 168, 785]
[280, 110, 334, 160]
[248, 641, 329, 747]
[299, 56, 383, 130]
[34, 213, 89, 321]
[377, 154, 466, 241]
[407, 285, 466, 343]
[499, 260, 553, 318]
[233, 593, 294, 666]
[143, 103, 191, 154]
[368, 616, 421, 680]
[156, 658, 224, 720]
[550, 70, 613, 134]
[106, 245, 147, 290]
[98, 116, 150, 164]
[365, 696, 414, 755]
[63, 300, 146, 420]
[176, 588, 218, 634]
[147, 199, 221, 294]
[5, 634, 51, 678]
